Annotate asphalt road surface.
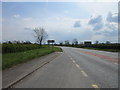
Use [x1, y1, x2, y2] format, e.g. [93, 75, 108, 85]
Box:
[13, 47, 119, 88]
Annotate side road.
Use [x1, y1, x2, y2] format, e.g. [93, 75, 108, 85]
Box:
[2, 52, 62, 89]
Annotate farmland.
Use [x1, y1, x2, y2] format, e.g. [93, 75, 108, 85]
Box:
[2, 43, 42, 54]
[57, 43, 119, 52]
[2, 43, 62, 69]
[76, 44, 119, 52]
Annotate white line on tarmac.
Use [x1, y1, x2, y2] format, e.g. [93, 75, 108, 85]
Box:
[92, 84, 100, 89]
[81, 70, 88, 77]
[72, 60, 76, 63]
[76, 64, 80, 68]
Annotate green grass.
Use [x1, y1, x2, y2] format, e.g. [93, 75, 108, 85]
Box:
[2, 47, 62, 70]
[0, 54, 2, 70]
[0, 44, 2, 70]
[81, 47, 119, 52]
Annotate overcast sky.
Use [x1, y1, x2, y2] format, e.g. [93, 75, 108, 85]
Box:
[2, 1, 118, 43]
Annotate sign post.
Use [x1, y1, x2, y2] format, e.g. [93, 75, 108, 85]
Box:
[47, 40, 55, 50]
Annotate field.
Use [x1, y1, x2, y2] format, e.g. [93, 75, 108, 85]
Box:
[76, 44, 119, 52]
[2, 44, 62, 70]
[2, 43, 42, 54]
[58, 43, 119, 52]
[0, 44, 1, 70]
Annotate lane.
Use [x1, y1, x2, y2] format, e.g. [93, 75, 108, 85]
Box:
[62, 47, 118, 88]
[3, 52, 61, 88]
[13, 51, 95, 88]
[13, 47, 118, 88]
[71, 47, 118, 58]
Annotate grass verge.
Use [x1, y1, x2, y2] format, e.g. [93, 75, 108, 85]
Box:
[0, 53, 2, 70]
[2, 47, 62, 70]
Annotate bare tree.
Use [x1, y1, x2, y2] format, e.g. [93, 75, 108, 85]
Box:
[34, 27, 48, 46]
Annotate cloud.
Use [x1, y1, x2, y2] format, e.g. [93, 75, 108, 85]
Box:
[3, 12, 118, 43]
[3, 16, 79, 43]
[88, 15, 103, 31]
[73, 21, 81, 28]
[64, 10, 69, 14]
[118, 12, 120, 23]
[12, 14, 21, 18]
[87, 12, 118, 42]
[93, 22, 104, 30]
[95, 23, 117, 37]
[88, 12, 118, 31]
[2, 17, 36, 42]
[106, 12, 118, 23]
[88, 15, 102, 25]
[24, 27, 32, 30]
[3, 0, 119, 2]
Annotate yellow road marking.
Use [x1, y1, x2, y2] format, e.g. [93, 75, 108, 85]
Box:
[92, 84, 99, 88]
[76, 64, 80, 68]
[81, 70, 88, 77]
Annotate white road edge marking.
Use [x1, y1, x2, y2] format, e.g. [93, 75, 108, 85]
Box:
[81, 70, 88, 77]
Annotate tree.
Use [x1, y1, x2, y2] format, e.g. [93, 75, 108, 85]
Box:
[24, 41, 31, 44]
[59, 41, 63, 45]
[95, 40, 99, 44]
[34, 27, 48, 46]
[80, 42, 83, 45]
[72, 38, 78, 45]
[106, 41, 110, 44]
[64, 40, 70, 45]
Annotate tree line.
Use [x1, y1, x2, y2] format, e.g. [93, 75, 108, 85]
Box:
[57, 39, 119, 51]
[2, 26, 119, 53]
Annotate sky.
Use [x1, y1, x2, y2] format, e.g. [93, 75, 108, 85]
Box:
[2, 1, 119, 44]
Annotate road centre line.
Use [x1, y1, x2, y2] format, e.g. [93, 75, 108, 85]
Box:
[69, 57, 76, 63]
[72, 60, 76, 63]
[69, 56, 89, 78]
[81, 70, 88, 77]
[70, 57, 89, 78]
[75, 64, 80, 68]
[92, 84, 99, 89]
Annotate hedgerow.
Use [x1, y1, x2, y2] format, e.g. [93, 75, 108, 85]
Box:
[2, 43, 41, 54]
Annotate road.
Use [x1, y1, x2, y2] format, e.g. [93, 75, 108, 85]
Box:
[13, 47, 119, 88]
